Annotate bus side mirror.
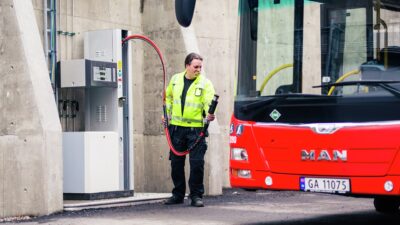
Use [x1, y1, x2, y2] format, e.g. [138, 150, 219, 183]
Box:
[175, 0, 196, 27]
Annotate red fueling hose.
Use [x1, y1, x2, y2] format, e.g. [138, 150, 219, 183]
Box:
[122, 34, 217, 156]
[122, 35, 167, 102]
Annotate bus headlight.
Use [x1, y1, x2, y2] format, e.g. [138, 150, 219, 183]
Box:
[231, 148, 248, 161]
[232, 169, 252, 178]
[238, 170, 251, 178]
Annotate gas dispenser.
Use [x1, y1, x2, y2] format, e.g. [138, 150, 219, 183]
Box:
[59, 29, 133, 200]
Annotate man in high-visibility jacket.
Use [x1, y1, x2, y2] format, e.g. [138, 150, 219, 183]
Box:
[164, 52, 215, 207]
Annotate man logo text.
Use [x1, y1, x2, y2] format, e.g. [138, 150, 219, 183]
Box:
[301, 150, 347, 161]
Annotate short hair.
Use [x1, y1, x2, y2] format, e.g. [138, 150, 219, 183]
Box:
[184, 53, 203, 67]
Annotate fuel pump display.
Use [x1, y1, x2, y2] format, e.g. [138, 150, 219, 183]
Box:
[93, 66, 113, 82]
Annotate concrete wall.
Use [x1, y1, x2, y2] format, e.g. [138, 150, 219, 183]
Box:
[0, 0, 62, 218]
[32, 0, 143, 60]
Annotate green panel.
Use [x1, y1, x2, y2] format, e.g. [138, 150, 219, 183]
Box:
[239, 0, 316, 15]
[259, 0, 295, 9]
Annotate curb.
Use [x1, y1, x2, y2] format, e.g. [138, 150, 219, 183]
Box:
[63, 194, 171, 211]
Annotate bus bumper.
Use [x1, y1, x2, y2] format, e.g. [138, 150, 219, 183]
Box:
[230, 170, 400, 196]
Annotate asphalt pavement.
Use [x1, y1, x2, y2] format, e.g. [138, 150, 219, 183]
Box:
[2, 189, 400, 225]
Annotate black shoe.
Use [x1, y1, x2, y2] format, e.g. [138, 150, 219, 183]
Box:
[164, 196, 184, 205]
[190, 197, 204, 207]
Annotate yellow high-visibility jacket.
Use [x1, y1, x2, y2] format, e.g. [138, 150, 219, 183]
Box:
[166, 71, 215, 127]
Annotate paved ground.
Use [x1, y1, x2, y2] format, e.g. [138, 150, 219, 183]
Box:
[3, 189, 400, 225]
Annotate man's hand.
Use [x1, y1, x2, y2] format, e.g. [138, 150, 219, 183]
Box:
[206, 114, 215, 122]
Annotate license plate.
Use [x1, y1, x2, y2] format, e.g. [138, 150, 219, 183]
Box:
[300, 177, 350, 194]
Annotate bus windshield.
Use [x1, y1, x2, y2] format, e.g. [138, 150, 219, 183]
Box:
[237, 0, 400, 99]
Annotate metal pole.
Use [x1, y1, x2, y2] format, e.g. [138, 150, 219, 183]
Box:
[43, 0, 49, 64]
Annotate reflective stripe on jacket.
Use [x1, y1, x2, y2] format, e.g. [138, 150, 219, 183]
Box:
[166, 71, 215, 127]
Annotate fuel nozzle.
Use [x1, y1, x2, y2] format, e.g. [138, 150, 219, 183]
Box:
[208, 94, 219, 115]
[203, 94, 219, 132]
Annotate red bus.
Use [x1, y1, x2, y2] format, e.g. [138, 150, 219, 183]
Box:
[229, 0, 400, 213]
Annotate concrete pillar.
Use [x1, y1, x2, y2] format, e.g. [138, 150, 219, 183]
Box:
[0, 0, 63, 218]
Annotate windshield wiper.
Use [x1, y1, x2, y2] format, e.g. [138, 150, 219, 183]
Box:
[240, 93, 323, 112]
[313, 80, 400, 98]
[379, 83, 400, 97]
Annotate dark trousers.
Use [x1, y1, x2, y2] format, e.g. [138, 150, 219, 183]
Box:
[169, 125, 207, 200]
